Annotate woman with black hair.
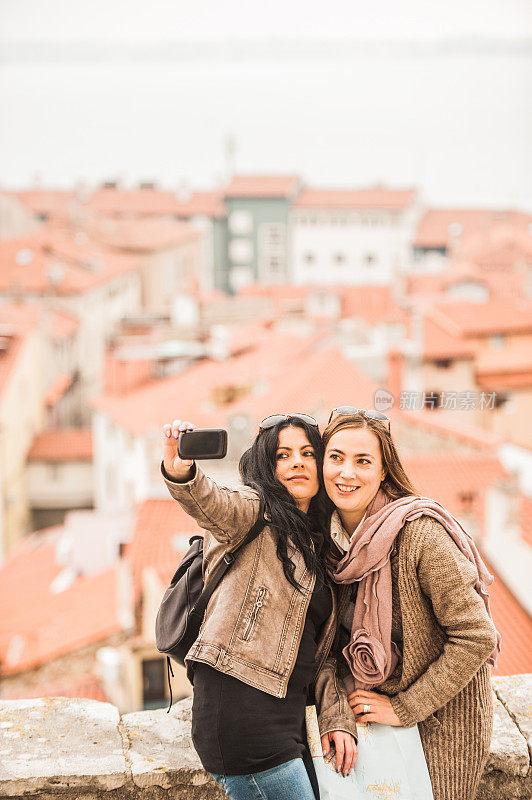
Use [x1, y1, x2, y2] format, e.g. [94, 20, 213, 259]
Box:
[161, 415, 357, 800]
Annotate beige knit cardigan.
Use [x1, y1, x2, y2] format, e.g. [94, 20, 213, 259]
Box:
[335, 515, 498, 800]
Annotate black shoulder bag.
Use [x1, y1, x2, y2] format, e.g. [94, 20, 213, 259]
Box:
[155, 503, 265, 709]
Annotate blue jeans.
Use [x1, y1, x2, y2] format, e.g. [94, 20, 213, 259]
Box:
[210, 757, 316, 800]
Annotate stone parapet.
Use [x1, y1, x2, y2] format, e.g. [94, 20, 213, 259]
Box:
[1, 675, 531, 799]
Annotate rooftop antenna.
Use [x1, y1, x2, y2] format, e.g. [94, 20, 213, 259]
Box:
[224, 133, 237, 179]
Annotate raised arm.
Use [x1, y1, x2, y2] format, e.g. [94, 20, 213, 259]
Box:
[162, 420, 260, 546]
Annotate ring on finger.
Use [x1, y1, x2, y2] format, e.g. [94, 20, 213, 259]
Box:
[363, 704, 371, 713]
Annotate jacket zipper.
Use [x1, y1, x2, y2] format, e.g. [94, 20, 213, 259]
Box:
[241, 587, 266, 641]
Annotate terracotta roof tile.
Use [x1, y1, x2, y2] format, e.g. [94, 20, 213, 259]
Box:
[0, 528, 130, 675]
[88, 188, 224, 218]
[45, 374, 73, 407]
[295, 188, 416, 209]
[228, 344, 379, 428]
[224, 175, 301, 198]
[125, 499, 202, 600]
[403, 452, 508, 536]
[431, 300, 532, 337]
[423, 315, 476, 360]
[48, 310, 79, 340]
[520, 496, 532, 547]
[475, 341, 532, 388]
[0, 304, 41, 401]
[16, 190, 75, 217]
[414, 208, 531, 250]
[483, 555, 532, 676]
[0, 227, 141, 295]
[89, 217, 200, 252]
[92, 329, 316, 434]
[28, 429, 93, 461]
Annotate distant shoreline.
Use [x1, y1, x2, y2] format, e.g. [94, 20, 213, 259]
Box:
[1, 37, 531, 64]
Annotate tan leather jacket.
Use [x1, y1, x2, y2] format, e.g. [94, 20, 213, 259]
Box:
[162, 464, 357, 740]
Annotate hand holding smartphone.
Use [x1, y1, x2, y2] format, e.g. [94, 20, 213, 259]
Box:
[163, 420, 227, 481]
[178, 428, 228, 460]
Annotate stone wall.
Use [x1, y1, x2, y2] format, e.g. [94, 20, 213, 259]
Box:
[0, 675, 531, 800]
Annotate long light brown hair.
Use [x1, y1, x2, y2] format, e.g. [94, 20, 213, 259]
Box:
[322, 413, 417, 500]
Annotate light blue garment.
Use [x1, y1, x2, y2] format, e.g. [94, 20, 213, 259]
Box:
[210, 756, 316, 800]
[306, 705, 434, 800]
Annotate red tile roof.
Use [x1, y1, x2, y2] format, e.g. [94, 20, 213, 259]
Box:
[0, 528, 131, 675]
[240, 284, 405, 326]
[456, 218, 532, 267]
[0, 227, 141, 295]
[414, 208, 531, 249]
[295, 188, 417, 209]
[125, 499, 202, 600]
[48, 310, 79, 340]
[88, 188, 224, 218]
[422, 315, 476, 360]
[224, 175, 301, 198]
[483, 555, 532, 676]
[45, 374, 73, 407]
[403, 452, 508, 537]
[16, 190, 75, 217]
[89, 217, 200, 252]
[431, 300, 532, 338]
[520, 496, 532, 547]
[92, 329, 318, 434]
[0, 304, 41, 401]
[28, 429, 93, 461]
[228, 344, 379, 428]
[341, 285, 406, 326]
[396, 406, 503, 449]
[17, 187, 225, 219]
[475, 341, 532, 388]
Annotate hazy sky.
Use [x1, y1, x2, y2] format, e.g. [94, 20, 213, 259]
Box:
[1, 0, 531, 42]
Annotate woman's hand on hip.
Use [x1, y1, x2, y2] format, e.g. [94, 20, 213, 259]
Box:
[162, 419, 195, 481]
[321, 730, 357, 776]
[348, 689, 402, 726]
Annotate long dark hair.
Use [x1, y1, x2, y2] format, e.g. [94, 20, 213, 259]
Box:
[239, 419, 331, 592]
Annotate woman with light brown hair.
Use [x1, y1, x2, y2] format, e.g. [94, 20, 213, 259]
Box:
[319, 407, 500, 800]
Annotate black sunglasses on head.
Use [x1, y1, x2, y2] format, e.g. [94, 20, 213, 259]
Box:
[328, 406, 391, 431]
[259, 413, 319, 434]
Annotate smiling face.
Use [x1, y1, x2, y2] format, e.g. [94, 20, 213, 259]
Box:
[323, 426, 386, 532]
[274, 425, 320, 513]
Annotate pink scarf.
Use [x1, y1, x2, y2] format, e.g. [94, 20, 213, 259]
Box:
[330, 489, 501, 691]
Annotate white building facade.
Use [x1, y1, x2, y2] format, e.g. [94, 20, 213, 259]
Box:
[289, 189, 421, 285]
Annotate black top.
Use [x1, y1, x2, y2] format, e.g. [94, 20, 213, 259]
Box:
[191, 579, 333, 775]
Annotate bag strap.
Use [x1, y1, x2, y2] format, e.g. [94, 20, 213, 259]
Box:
[187, 500, 266, 627]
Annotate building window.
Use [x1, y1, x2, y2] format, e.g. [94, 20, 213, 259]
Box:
[334, 252, 346, 265]
[490, 334, 505, 349]
[434, 359, 452, 369]
[268, 256, 282, 274]
[364, 253, 377, 266]
[494, 392, 509, 409]
[229, 238, 253, 264]
[304, 252, 316, 264]
[228, 210, 253, 235]
[142, 658, 166, 710]
[424, 391, 441, 410]
[258, 223, 285, 281]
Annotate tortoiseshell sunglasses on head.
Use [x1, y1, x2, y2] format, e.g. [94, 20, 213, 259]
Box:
[258, 413, 319, 434]
[327, 406, 391, 432]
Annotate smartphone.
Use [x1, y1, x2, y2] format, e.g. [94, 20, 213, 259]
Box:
[177, 428, 228, 460]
